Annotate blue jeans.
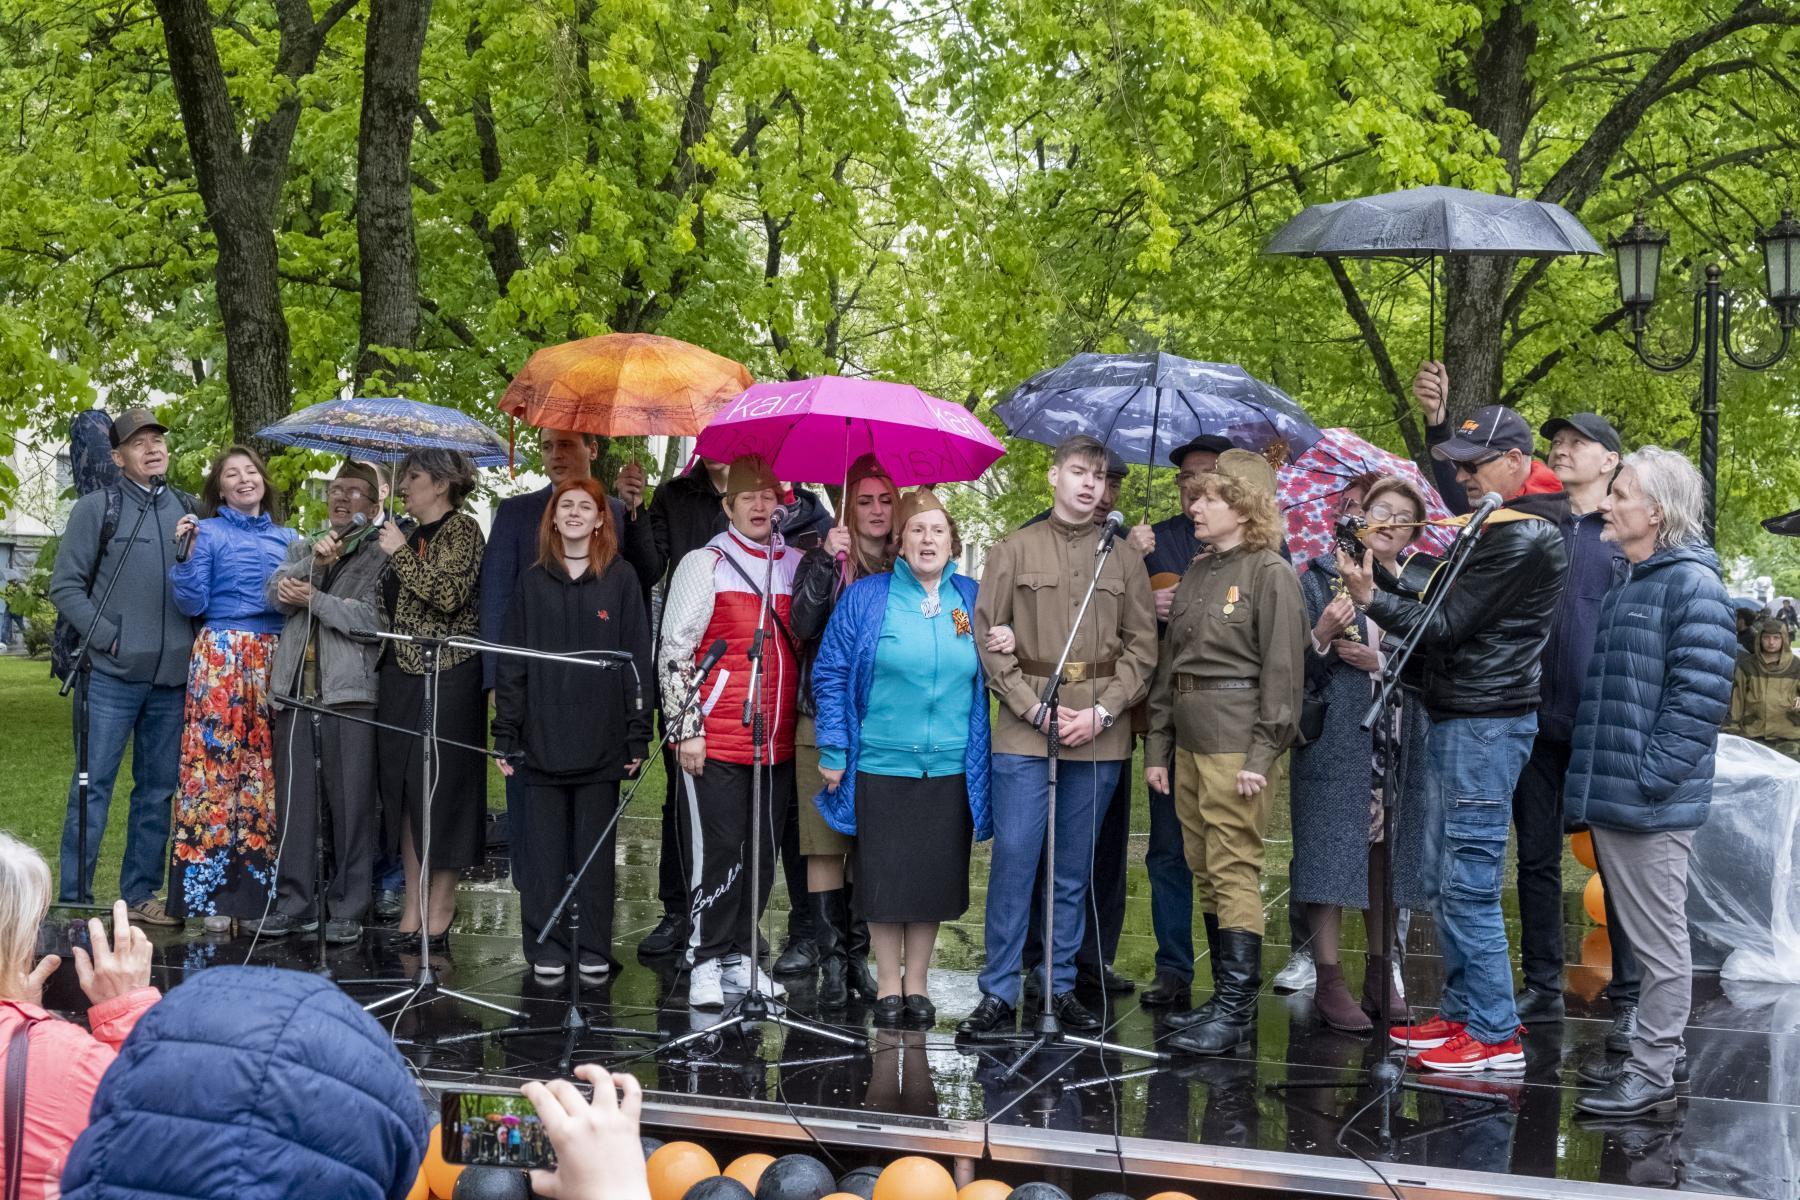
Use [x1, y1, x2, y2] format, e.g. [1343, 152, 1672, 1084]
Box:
[59, 671, 184, 904]
[1423, 712, 1536, 1045]
[979, 754, 1122, 1005]
[1146, 779, 1196, 981]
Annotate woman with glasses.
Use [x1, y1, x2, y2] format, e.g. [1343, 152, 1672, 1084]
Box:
[1290, 476, 1435, 1031]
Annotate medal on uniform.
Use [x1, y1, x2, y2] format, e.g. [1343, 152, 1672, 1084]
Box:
[1223, 585, 1239, 615]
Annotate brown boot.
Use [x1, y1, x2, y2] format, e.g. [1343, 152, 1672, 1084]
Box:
[1313, 962, 1372, 1033]
[1361, 954, 1405, 1019]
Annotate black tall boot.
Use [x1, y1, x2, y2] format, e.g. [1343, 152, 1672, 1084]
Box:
[1165, 912, 1224, 1030]
[1168, 929, 1261, 1056]
[844, 879, 878, 1001]
[815, 889, 850, 1008]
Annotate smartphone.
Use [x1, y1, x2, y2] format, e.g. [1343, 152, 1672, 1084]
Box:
[36, 917, 91, 959]
[440, 1089, 557, 1168]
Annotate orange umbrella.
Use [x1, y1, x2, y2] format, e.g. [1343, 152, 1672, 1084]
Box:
[499, 333, 752, 437]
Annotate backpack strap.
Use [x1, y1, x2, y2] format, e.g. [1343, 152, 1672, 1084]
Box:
[4, 1014, 46, 1200]
[718, 549, 799, 658]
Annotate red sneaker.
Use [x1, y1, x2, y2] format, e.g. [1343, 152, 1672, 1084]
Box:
[1411, 1031, 1526, 1074]
[1389, 1015, 1464, 1050]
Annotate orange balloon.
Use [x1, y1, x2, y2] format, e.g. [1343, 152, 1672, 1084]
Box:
[1584, 872, 1608, 926]
[1146, 1193, 1200, 1200]
[823, 1195, 866, 1200]
[725, 1154, 776, 1192]
[647, 1142, 721, 1200]
[422, 1125, 464, 1199]
[404, 1165, 429, 1200]
[1571, 831, 1597, 871]
[873, 1156, 956, 1200]
[958, 1182, 1011, 1200]
[1567, 927, 1614, 1002]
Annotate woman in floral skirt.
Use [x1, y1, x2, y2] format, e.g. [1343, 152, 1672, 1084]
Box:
[167, 445, 298, 932]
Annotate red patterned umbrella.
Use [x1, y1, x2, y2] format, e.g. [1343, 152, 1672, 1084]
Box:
[1277, 427, 1456, 566]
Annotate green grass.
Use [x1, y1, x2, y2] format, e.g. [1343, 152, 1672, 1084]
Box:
[0, 657, 130, 879]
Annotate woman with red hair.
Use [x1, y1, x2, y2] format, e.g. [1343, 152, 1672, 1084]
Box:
[493, 477, 652, 978]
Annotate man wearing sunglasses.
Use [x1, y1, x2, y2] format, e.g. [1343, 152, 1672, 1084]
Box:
[1336, 378, 1569, 1074]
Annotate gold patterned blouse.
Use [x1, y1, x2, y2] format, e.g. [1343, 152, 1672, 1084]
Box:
[380, 511, 485, 673]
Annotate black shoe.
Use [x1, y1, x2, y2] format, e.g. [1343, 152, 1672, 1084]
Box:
[774, 936, 820, 976]
[1052, 991, 1102, 1031]
[324, 919, 362, 945]
[638, 914, 687, 958]
[1163, 999, 1218, 1030]
[873, 995, 905, 1028]
[903, 994, 936, 1028]
[957, 995, 1015, 1036]
[242, 912, 297, 938]
[1167, 929, 1261, 1057]
[1579, 1051, 1687, 1088]
[1141, 972, 1192, 1008]
[1574, 1071, 1680, 1119]
[1101, 966, 1136, 996]
[813, 889, 850, 1007]
[843, 881, 878, 1001]
[1606, 1003, 1639, 1054]
[373, 890, 404, 924]
[1515, 987, 1565, 1025]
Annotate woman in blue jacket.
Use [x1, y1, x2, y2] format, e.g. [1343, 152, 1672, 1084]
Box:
[812, 488, 991, 1028]
[167, 445, 298, 932]
[1565, 447, 1736, 1121]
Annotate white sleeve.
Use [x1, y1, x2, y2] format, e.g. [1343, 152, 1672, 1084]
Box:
[658, 549, 718, 740]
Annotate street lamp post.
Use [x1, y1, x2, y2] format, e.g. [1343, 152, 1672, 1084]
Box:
[1611, 208, 1800, 541]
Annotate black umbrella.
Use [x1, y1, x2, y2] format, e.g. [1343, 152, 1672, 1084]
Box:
[1264, 184, 1604, 358]
[1763, 508, 1800, 538]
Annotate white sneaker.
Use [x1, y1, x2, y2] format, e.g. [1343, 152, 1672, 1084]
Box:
[1272, 947, 1316, 994]
[1391, 958, 1407, 1006]
[722, 954, 786, 998]
[688, 957, 725, 1009]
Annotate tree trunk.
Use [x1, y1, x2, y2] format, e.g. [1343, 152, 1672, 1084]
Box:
[356, 0, 434, 389]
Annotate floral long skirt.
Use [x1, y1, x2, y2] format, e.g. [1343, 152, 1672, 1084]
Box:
[168, 627, 280, 919]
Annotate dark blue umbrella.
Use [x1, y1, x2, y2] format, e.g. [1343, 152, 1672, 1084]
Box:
[997, 350, 1320, 467]
[256, 397, 509, 466]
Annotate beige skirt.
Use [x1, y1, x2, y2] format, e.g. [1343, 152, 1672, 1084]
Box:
[794, 714, 853, 856]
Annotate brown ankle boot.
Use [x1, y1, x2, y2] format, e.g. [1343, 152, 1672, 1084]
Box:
[1362, 954, 1405, 1018]
[1313, 962, 1373, 1033]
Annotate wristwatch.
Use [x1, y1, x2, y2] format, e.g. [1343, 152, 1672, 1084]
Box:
[1095, 704, 1115, 730]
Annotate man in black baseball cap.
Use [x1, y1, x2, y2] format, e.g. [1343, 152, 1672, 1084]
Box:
[107, 406, 168, 450]
[1540, 413, 1621, 456]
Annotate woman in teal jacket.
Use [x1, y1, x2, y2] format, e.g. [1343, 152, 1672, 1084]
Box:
[811, 488, 991, 1028]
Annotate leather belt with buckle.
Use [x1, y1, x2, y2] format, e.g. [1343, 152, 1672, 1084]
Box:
[1176, 676, 1254, 693]
[1018, 657, 1117, 684]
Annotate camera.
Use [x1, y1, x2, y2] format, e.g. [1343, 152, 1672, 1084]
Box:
[1333, 514, 1369, 565]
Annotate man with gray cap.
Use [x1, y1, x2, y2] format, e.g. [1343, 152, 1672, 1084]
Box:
[1415, 364, 1641, 1051]
[1340, 387, 1569, 1072]
[48, 407, 195, 922]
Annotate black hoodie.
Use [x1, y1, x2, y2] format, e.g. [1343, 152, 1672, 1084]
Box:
[493, 557, 653, 781]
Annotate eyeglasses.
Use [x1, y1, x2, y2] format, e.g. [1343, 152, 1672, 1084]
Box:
[327, 485, 371, 501]
[1366, 502, 1420, 524]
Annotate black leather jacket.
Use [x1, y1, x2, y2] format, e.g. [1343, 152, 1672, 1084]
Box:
[1366, 483, 1571, 721]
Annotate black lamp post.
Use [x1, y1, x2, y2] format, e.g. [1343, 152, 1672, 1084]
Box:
[1611, 208, 1800, 541]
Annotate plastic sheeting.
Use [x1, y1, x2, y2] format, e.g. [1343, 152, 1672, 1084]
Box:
[1686, 734, 1800, 984]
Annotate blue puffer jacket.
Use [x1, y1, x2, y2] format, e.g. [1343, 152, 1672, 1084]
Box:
[1565, 544, 1737, 832]
[811, 570, 992, 840]
[61, 967, 430, 1200]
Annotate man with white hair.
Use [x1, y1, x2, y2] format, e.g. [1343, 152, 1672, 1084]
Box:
[1564, 447, 1735, 1118]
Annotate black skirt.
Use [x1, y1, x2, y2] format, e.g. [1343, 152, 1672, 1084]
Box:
[377, 655, 488, 870]
[852, 772, 972, 923]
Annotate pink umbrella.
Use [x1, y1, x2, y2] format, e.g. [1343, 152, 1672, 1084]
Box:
[1277, 427, 1456, 566]
[694, 376, 1005, 486]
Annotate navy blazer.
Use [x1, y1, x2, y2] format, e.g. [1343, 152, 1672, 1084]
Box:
[479, 484, 656, 689]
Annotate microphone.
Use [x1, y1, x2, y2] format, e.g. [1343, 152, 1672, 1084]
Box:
[308, 511, 370, 543]
[695, 638, 728, 685]
[1468, 491, 1505, 527]
[1096, 509, 1126, 555]
[174, 524, 196, 563]
[147, 473, 167, 491]
[770, 503, 795, 531]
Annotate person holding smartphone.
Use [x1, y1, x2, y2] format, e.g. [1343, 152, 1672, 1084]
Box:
[493, 478, 652, 980]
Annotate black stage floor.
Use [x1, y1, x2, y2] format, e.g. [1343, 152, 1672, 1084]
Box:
[45, 850, 1800, 1200]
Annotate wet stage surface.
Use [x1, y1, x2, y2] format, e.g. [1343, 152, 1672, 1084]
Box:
[46, 815, 1800, 1199]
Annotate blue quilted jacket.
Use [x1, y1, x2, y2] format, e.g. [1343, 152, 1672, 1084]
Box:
[810, 570, 992, 840]
[1565, 544, 1736, 832]
[61, 966, 430, 1200]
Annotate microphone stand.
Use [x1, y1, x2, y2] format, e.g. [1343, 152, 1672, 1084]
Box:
[59, 474, 167, 909]
[357, 629, 524, 1022]
[1270, 499, 1510, 1146]
[659, 521, 862, 1058]
[966, 516, 1166, 1088]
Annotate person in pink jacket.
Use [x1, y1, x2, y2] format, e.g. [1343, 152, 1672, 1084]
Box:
[0, 834, 160, 1199]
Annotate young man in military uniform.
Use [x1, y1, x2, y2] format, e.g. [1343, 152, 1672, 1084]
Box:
[1727, 614, 1800, 758]
[962, 435, 1158, 1034]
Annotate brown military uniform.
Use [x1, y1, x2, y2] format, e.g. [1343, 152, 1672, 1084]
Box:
[1728, 617, 1800, 757]
[975, 514, 1158, 761]
[1147, 543, 1305, 934]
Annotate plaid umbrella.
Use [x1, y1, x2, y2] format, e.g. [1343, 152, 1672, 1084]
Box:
[1278, 427, 1456, 566]
[257, 397, 509, 466]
